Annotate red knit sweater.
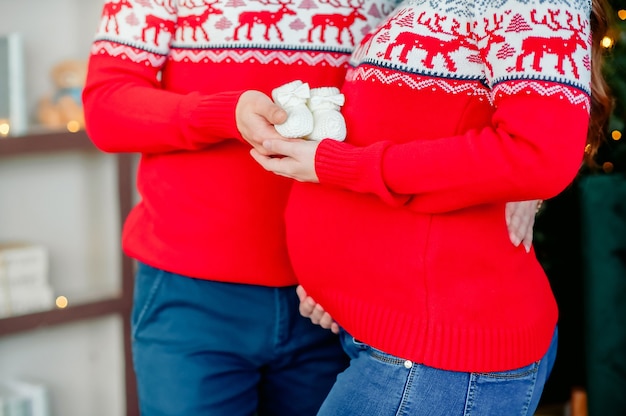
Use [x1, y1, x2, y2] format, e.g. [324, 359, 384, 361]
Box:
[286, 0, 591, 371]
[83, 0, 393, 286]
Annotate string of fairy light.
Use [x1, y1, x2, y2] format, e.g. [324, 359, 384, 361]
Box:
[602, 8, 626, 141]
[599, 6, 626, 173]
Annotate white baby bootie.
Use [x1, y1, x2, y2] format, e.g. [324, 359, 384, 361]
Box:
[306, 87, 346, 142]
[272, 80, 314, 138]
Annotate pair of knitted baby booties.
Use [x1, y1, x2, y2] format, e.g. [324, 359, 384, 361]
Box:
[272, 80, 346, 142]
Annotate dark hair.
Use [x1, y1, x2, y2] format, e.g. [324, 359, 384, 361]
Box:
[585, 0, 614, 166]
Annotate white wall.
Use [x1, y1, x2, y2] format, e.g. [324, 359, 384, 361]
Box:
[0, 151, 121, 301]
[0, 0, 103, 124]
[0, 1, 127, 415]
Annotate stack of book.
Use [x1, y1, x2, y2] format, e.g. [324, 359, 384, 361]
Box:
[0, 380, 50, 416]
[0, 243, 54, 318]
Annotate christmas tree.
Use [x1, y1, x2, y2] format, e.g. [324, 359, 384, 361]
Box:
[593, 0, 626, 172]
[535, 3, 626, 415]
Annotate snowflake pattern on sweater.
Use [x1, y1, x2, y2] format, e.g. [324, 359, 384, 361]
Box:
[348, 0, 591, 110]
[92, 0, 395, 68]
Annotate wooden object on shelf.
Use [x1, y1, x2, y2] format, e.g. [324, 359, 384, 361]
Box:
[0, 129, 95, 155]
[0, 129, 138, 416]
[0, 33, 27, 136]
[0, 243, 53, 318]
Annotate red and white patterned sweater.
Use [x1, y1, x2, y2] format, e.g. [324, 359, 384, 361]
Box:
[83, 0, 393, 285]
[286, 0, 591, 371]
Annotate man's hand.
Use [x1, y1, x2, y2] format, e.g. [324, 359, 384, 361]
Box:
[506, 200, 542, 253]
[235, 90, 288, 155]
[296, 285, 339, 334]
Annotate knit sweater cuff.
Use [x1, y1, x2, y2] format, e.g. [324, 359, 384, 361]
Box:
[316, 139, 407, 206]
[316, 139, 363, 187]
[188, 90, 246, 142]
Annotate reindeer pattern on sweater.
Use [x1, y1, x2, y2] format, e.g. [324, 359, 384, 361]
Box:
[93, 0, 396, 68]
[348, 0, 591, 111]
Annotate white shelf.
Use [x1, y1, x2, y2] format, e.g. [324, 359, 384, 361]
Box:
[0, 1, 139, 414]
[0, 316, 126, 416]
[0, 150, 122, 303]
[0, 0, 103, 125]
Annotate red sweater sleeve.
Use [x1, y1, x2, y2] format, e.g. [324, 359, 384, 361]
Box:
[82, 53, 244, 154]
[315, 0, 591, 213]
[315, 92, 588, 212]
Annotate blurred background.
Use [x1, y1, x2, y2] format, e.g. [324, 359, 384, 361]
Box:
[0, 0, 624, 415]
[534, 2, 626, 415]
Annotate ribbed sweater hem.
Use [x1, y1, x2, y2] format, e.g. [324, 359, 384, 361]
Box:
[122, 237, 299, 287]
[331, 293, 558, 373]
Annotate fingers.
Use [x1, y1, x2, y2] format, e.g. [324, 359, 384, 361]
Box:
[267, 104, 288, 126]
[296, 285, 307, 302]
[318, 308, 336, 332]
[251, 139, 320, 183]
[296, 285, 339, 333]
[261, 138, 299, 156]
[298, 296, 324, 324]
[505, 200, 538, 252]
[246, 90, 287, 125]
[235, 91, 288, 154]
[297, 287, 317, 319]
[238, 90, 286, 123]
[522, 214, 536, 253]
[250, 148, 292, 178]
[248, 128, 286, 156]
[310, 304, 336, 333]
[310, 304, 325, 324]
[522, 206, 537, 253]
[249, 140, 296, 162]
[506, 204, 521, 247]
[507, 212, 528, 247]
[250, 145, 301, 181]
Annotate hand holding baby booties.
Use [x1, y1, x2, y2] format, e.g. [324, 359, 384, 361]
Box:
[272, 80, 346, 141]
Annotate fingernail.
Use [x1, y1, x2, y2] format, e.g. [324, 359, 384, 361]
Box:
[524, 243, 531, 253]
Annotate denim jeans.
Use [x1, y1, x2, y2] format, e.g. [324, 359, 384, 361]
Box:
[317, 327, 558, 416]
[131, 262, 348, 416]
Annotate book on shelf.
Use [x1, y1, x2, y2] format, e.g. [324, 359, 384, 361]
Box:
[0, 33, 27, 137]
[0, 284, 55, 318]
[0, 243, 54, 317]
[0, 380, 50, 416]
[0, 244, 49, 288]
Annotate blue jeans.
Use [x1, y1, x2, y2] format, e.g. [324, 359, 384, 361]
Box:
[317, 328, 558, 416]
[131, 262, 348, 416]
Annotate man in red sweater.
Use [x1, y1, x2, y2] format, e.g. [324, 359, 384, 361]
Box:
[83, 0, 397, 414]
[84, 0, 542, 414]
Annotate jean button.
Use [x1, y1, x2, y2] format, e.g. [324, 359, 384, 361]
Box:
[404, 360, 413, 369]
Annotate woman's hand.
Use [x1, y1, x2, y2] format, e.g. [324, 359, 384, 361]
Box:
[235, 90, 288, 155]
[506, 200, 542, 252]
[296, 285, 339, 334]
[250, 139, 320, 183]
